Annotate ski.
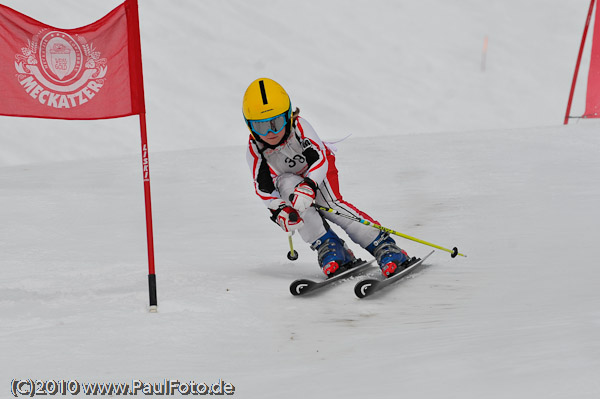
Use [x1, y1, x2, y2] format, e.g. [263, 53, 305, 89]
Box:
[290, 258, 377, 296]
[354, 250, 435, 298]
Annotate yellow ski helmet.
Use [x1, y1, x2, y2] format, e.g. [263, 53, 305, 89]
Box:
[243, 78, 292, 137]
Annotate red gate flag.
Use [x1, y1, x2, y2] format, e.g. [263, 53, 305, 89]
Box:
[585, 0, 600, 118]
[0, 1, 145, 119]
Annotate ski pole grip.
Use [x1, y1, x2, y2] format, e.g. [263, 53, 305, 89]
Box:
[289, 212, 298, 222]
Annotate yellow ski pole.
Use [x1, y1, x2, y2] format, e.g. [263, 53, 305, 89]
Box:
[287, 232, 299, 261]
[314, 204, 467, 258]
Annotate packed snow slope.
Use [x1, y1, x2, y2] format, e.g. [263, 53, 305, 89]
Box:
[1, 0, 600, 398]
[0, 0, 595, 166]
[1, 124, 600, 398]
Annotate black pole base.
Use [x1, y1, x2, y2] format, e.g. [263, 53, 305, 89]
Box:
[148, 273, 158, 312]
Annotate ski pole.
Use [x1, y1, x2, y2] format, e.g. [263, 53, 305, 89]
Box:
[313, 204, 467, 258]
[287, 232, 299, 260]
[286, 212, 299, 260]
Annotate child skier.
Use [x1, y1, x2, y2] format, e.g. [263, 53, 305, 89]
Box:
[243, 78, 410, 278]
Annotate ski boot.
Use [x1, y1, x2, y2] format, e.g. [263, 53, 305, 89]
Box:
[311, 229, 356, 278]
[366, 232, 410, 278]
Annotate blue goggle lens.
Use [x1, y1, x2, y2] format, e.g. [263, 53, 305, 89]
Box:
[249, 113, 288, 136]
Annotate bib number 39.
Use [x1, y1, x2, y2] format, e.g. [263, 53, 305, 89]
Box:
[285, 155, 306, 168]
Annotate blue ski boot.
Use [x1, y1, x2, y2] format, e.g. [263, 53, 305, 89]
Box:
[311, 229, 356, 278]
[366, 232, 409, 277]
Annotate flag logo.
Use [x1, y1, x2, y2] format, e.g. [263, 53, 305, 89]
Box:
[14, 30, 107, 109]
[41, 32, 83, 82]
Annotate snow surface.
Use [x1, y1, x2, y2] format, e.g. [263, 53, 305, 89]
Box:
[1, 0, 600, 398]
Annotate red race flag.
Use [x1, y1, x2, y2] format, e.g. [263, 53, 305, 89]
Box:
[0, 1, 145, 119]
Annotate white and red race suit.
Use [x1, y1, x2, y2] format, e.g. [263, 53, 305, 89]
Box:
[246, 116, 380, 247]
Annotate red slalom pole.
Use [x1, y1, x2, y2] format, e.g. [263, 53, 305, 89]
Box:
[126, 0, 157, 312]
[565, 0, 596, 125]
[139, 113, 158, 312]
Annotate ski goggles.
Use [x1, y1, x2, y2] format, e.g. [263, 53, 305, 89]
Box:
[248, 112, 288, 136]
